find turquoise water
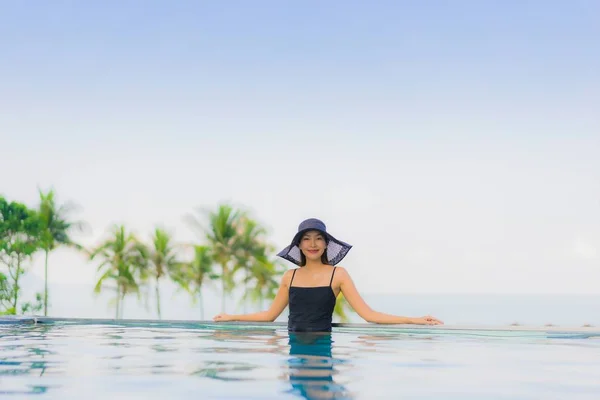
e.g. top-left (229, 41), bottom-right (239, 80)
top-left (1, 320), bottom-right (600, 399)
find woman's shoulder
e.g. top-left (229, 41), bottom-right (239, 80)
top-left (282, 268), bottom-right (297, 278)
top-left (333, 265), bottom-right (350, 278)
top-left (330, 266), bottom-right (350, 289)
top-left (281, 268), bottom-right (298, 286)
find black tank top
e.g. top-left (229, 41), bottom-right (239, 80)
top-left (287, 267), bottom-right (337, 332)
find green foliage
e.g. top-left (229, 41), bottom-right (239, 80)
top-left (333, 293), bottom-right (351, 323)
top-left (175, 245), bottom-right (219, 319)
top-left (182, 245), bottom-right (219, 292)
top-left (88, 225), bottom-right (149, 319)
top-left (239, 255), bottom-right (285, 310)
top-left (185, 203), bottom-right (289, 314)
top-left (0, 272), bottom-right (13, 315)
top-left (20, 292), bottom-right (44, 315)
top-left (1, 190), bottom-right (352, 323)
top-left (0, 197), bottom-right (43, 256)
top-left (38, 189), bottom-right (82, 251)
top-left (37, 188), bottom-right (86, 316)
top-left (148, 227), bottom-right (182, 319)
top-left (0, 197), bottom-right (43, 314)
top-left (186, 203), bottom-right (245, 312)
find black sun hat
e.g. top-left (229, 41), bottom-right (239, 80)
top-left (276, 218), bottom-right (352, 266)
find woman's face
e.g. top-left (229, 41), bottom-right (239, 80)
top-left (299, 230), bottom-right (327, 261)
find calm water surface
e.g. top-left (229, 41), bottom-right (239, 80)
top-left (1, 321), bottom-right (599, 399)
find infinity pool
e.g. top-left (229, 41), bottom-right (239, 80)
top-left (1, 318), bottom-right (599, 399)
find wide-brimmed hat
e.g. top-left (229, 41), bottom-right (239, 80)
top-left (277, 218), bottom-right (352, 266)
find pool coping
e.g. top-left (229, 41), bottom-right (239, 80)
top-left (1, 316), bottom-right (599, 333)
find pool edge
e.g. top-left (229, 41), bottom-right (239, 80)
top-left (1, 316), bottom-right (599, 334)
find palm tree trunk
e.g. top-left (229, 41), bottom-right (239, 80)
top-left (119, 292), bottom-right (125, 319)
top-left (44, 250), bottom-right (49, 316)
top-left (155, 278), bottom-right (161, 320)
top-left (199, 291), bottom-right (204, 320)
top-left (221, 279), bottom-right (225, 313)
top-left (115, 286), bottom-right (121, 319)
top-left (243, 267), bottom-right (249, 313)
top-left (12, 255), bottom-right (22, 312)
top-left (221, 263), bottom-right (227, 313)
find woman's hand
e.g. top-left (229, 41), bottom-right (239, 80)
top-left (412, 315), bottom-right (444, 325)
top-left (213, 313), bottom-right (235, 322)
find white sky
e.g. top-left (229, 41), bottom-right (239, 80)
top-left (1, 1), bottom-right (599, 319)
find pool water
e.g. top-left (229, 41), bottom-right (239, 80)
top-left (1, 319), bottom-right (599, 399)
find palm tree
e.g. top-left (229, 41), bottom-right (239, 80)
top-left (0, 198), bottom-right (43, 314)
top-left (88, 225), bottom-right (149, 319)
top-left (177, 245), bottom-right (219, 320)
top-left (186, 203), bottom-right (244, 313)
top-left (233, 216), bottom-right (268, 312)
top-left (239, 255), bottom-right (284, 311)
top-left (37, 188), bottom-right (86, 316)
top-left (148, 227), bottom-right (180, 319)
top-left (333, 293), bottom-right (353, 323)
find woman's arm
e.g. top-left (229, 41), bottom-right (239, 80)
top-left (212, 269), bottom-right (293, 323)
top-left (337, 267), bottom-right (443, 325)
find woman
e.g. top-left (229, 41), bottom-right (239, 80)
top-left (213, 218), bottom-right (443, 331)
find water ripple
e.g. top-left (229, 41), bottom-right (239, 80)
top-left (0, 323), bottom-right (599, 399)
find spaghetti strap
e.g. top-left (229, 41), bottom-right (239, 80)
top-left (329, 267), bottom-right (337, 287)
top-left (290, 269), bottom-right (297, 287)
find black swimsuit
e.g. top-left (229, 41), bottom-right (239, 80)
top-left (287, 267), bottom-right (337, 332)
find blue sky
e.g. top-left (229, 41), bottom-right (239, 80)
top-left (1, 1), bottom-right (599, 320)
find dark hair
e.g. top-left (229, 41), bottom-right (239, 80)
top-left (299, 251), bottom-right (330, 267)
top-left (297, 230), bottom-right (330, 267)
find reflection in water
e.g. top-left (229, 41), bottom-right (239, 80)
top-left (0, 324), bottom-right (53, 395)
top-left (285, 332), bottom-right (352, 399)
top-left (190, 328), bottom-right (283, 380)
top-left (0, 385), bottom-right (49, 396)
top-left (2, 322), bottom-right (600, 398)
top-left (191, 360), bottom-right (256, 381)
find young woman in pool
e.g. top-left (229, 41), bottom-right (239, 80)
top-left (213, 218), bottom-right (443, 331)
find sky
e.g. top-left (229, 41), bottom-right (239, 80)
top-left (1, 1), bottom-right (599, 320)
